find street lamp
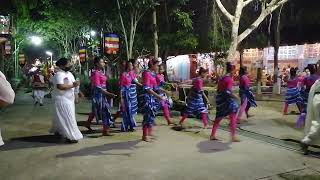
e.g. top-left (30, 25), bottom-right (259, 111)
top-left (46, 51), bottom-right (53, 65)
top-left (30, 36), bottom-right (43, 46)
top-left (90, 30), bottom-right (96, 37)
top-left (13, 35), bottom-right (43, 78)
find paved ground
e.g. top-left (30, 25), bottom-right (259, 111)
top-left (1, 92), bottom-right (320, 180)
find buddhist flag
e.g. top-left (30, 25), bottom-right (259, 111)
top-left (79, 47), bottom-right (86, 64)
top-left (104, 33), bottom-right (120, 55)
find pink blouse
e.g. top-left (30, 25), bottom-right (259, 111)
top-left (128, 70), bottom-right (137, 80)
top-left (303, 74), bottom-right (319, 90)
top-left (156, 74), bottom-right (165, 87)
top-left (192, 77), bottom-right (203, 91)
top-left (142, 70), bottom-right (157, 89)
top-left (120, 72), bottom-right (133, 87)
top-left (91, 70), bottom-right (107, 87)
top-left (218, 75), bottom-right (233, 92)
top-left (239, 75), bottom-right (250, 88)
top-left (287, 78), bottom-right (299, 88)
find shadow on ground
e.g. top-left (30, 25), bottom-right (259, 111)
top-left (0, 135), bottom-right (66, 151)
top-left (197, 140), bottom-right (231, 153)
top-left (56, 140), bottom-right (141, 158)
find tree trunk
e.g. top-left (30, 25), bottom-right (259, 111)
top-left (162, 0), bottom-right (170, 80)
top-left (239, 48), bottom-right (244, 68)
top-left (272, 5), bottom-right (283, 95)
top-left (226, 0), bottom-right (242, 62)
top-left (116, 0), bottom-right (130, 60)
top-left (153, 7), bottom-right (159, 60)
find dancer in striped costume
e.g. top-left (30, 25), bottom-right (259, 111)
top-left (237, 66), bottom-right (257, 123)
top-left (210, 62), bottom-right (240, 142)
top-left (155, 64), bottom-right (175, 125)
top-left (296, 65), bottom-right (319, 128)
top-left (283, 68), bottom-right (303, 115)
top-left (119, 61), bottom-right (140, 132)
top-left (141, 59), bottom-right (165, 142)
top-left (112, 59), bottom-right (141, 125)
top-left (85, 57), bottom-right (117, 136)
top-left (179, 67), bottom-right (209, 129)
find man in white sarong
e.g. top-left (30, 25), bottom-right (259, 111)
top-left (301, 79), bottom-right (320, 154)
top-left (50, 58), bottom-right (83, 143)
top-left (0, 71), bottom-right (15, 146)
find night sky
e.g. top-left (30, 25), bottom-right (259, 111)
top-left (1, 0), bottom-right (320, 48)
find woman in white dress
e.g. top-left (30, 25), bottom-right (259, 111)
top-left (0, 71), bottom-right (15, 146)
top-left (50, 58), bottom-right (83, 143)
top-left (301, 79), bottom-right (320, 154)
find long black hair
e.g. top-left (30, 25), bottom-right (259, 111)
top-left (307, 64), bottom-right (316, 75)
top-left (198, 67), bottom-right (208, 76)
top-left (55, 58), bottom-right (69, 67)
top-left (239, 66), bottom-right (247, 76)
top-left (93, 56), bottom-right (102, 66)
top-left (226, 62), bottom-right (233, 73)
top-left (290, 67), bottom-right (297, 78)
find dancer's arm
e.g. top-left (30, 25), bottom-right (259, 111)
top-left (57, 81), bottom-right (79, 90)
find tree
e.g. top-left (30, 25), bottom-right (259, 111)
top-left (116, 0), bottom-right (155, 60)
top-left (215, 0), bottom-right (290, 61)
top-left (35, 1), bottom-right (88, 57)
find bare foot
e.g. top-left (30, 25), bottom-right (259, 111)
top-left (102, 131), bottom-right (113, 136)
top-left (142, 136), bottom-right (152, 142)
top-left (231, 136), bottom-right (241, 142)
top-left (210, 135), bottom-right (220, 141)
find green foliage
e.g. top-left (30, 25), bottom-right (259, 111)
top-left (172, 10), bottom-right (193, 30)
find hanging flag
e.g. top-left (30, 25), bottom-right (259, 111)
top-left (79, 46), bottom-right (86, 64)
top-left (104, 33), bottom-right (120, 55)
top-left (19, 54), bottom-right (26, 67)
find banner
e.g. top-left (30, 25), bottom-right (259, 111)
top-left (104, 33), bottom-right (120, 55)
top-left (19, 54), bottom-right (26, 67)
top-left (79, 47), bottom-right (86, 63)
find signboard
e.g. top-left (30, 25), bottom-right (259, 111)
top-left (79, 47), bottom-right (86, 64)
top-left (104, 33), bottom-right (120, 55)
top-left (0, 15), bottom-right (10, 35)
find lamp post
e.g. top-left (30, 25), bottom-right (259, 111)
top-left (13, 35), bottom-right (43, 78)
top-left (46, 51), bottom-right (53, 65)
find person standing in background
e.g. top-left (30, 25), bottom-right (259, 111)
top-left (0, 71), bottom-right (15, 146)
top-left (32, 69), bottom-right (47, 106)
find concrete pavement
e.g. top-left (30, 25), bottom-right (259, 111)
top-left (0, 93), bottom-right (320, 180)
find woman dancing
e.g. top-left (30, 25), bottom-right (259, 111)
top-left (85, 57), bottom-right (117, 136)
top-left (210, 62), bottom-right (240, 142)
top-left (296, 65), bottom-right (319, 128)
top-left (155, 64), bottom-right (175, 125)
top-left (141, 59), bottom-right (165, 142)
top-left (283, 68), bottom-right (303, 115)
top-left (119, 61), bottom-right (140, 132)
top-left (237, 66), bottom-right (257, 122)
top-left (179, 67), bottom-right (209, 129)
